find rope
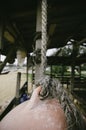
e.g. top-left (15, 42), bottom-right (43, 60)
top-left (35, 1), bottom-right (86, 129)
top-left (41, 0), bottom-right (47, 77)
top-left (36, 76), bottom-right (85, 130)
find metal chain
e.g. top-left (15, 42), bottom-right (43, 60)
top-left (41, 0), bottom-right (47, 77)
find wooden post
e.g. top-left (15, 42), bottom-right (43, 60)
top-left (26, 53), bottom-right (29, 93)
top-left (15, 72), bottom-right (21, 105)
top-left (0, 18), bottom-right (3, 51)
top-left (79, 65), bottom-right (81, 78)
top-left (50, 65), bottom-right (52, 78)
top-left (70, 42), bottom-right (77, 91)
top-left (0, 17), bottom-right (3, 61)
top-left (61, 65), bottom-right (64, 87)
top-left (70, 63), bottom-right (75, 92)
top-left (35, 0), bottom-right (42, 85)
top-left (32, 65), bottom-right (34, 84)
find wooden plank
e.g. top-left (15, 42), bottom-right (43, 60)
top-left (47, 56), bottom-right (86, 65)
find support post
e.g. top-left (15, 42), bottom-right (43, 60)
top-left (26, 52), bottom-right (29, 93)
top-left (0, 17), bottom-right (3, 60)
top-left (0, 18), bottom-right (3, 50)
top-left (79, 65), bottom-right (81, 78)
top-left (15, 72), bottom-right (21, 105)
top-left (70, 42), bottom-right (77, 91)
top-left (50, 65), bottom-right (52, 78)
top-left (61, 65), bottom-right (64, 87)
top-left (70, 63), bottom-right (75, 92)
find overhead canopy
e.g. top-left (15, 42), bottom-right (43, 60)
top-left (0, 0), bottom-right (86, 59)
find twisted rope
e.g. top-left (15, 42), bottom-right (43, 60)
top-left (35, 1), bottom-right (86, 129)
top-left (41, 0), bottom-right (47, 77)
top-left (36, 76), bottom-right (86, 130)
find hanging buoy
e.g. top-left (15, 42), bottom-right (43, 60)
top-left (0, 87), bottom-right (67, 130)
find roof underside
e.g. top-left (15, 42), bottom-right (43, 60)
top-left (0, 0), bottom-right (86, 59)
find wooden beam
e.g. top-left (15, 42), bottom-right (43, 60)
top-left (10, 11), bottom-right (35, 19)
top-left (4, 31), bottom-right (15, 43)
top-left (47, 56), bottom-right (86, 66)
top-left (12, 23), bottom-right (25, 48)
top-left (6, 25), bottom-right (17, 39)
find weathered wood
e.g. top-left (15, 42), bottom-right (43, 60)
top-left (15, 72), bottom-right (21, 105)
